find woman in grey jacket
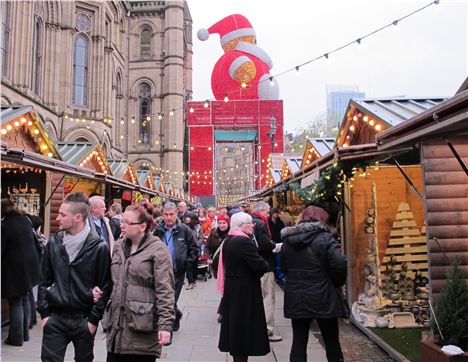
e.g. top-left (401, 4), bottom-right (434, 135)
top-left (281, 206), bottom-right (347, 362)
top-left (100, 202), bottom-right (175, 362)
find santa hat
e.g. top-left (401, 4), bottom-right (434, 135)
top-left (217, 213), bottom-right (230, 225)
top-left (197, 14), bottom-right (256, 46)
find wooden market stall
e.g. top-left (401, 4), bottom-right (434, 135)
top-left (56, 142), bottom-right (112, 195)
top-left (300, 137), bottom-right (335, 169)
top-left (1, 105), bottom-right (61, 236)
top-left (375, 87), bottom-right (468, 300)
top-left (332, 97), bottom-right (451, 341)
top-left (107, 159), bottom-right (138, 209)
top-left (265, 153), bottom-right (285, 187)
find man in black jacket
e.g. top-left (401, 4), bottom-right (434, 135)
top-left (252, 201), bottom-right (282, 342)
top-left (37, 192), bottom-right (111, 362)
top-left (153, 202), bottom-right (198, 331)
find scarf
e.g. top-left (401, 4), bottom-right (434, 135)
top-left (62, 223), bottom-right (91, 263)
top-left (252, 211), bottom-right (272, 238)
top-left (216, 229), bottom-right (250, 295)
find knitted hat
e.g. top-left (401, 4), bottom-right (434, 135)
top-left (197, 14), bottom-right (256, 46)
top-left (217, 213), bottom-right (230, 225)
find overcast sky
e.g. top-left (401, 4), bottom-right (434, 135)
top-left (188, 0), bottom-right (467, 134)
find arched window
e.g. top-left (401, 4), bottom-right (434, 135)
top-left (32, 19), bottom-right (42, 95)
top-left (0, 1), bottom-right (10, 77)
top-left (140, 29), bottom-right (151, 57)
top-left (73, 35), bottom-right (89, 106)
top-left (139, 83), bottom-right (151, 144)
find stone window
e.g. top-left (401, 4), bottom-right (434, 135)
top-left (140, 29), bottom-right (151, 57)
top-left (73, 34), bottom-right (89, 106)
top-left (1, 1), bottom-right (10, 77)
top-left (139, 83), bottom-right (151, 144)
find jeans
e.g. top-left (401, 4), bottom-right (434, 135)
top-left (41, 314), bottom-right (95, 362)
top-left (290, 318), bottom-right (343, 362)
top-left (6, 292), bottom-right (31, 345)
top-left (28, 287), bottom-right (37, 328)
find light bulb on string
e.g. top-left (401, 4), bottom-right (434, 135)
top-left (189, 107), bottom-right (194, 113)
top-left (392, 20), bottom-right (399, 30)
top-left (295, 66), bottom-right (300, 76)
top-left (204, 101), bottom-right (209, 108)
top-left (223, 94), bottom-right (229, 103)
top-left (131, 117), bottom-right (135, 124)
top-left (169, 110), bottom-right (174, 116)
top-left (269, 77), bottom-right (275, 87)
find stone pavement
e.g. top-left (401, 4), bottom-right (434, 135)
top-left (1, 278), bottom-right (328, 362)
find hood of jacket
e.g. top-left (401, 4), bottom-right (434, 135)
top-left (281, 221), bottom-right (328, 249)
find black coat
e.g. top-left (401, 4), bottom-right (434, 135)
top-left (251, 213), bottom-right (276, 271)
top-left (109, 217), bottom-right (121, 240)
top-left (268, 216), bottom-right (285, 244)
top-left (218, 234), bottom-right (270, 356)
top-left (37, 229), bottom-right (112, 326)
top-left (153, 221), bottom-right (198, 275)
top-left (281, 221), bottom-right (347, 319)
top-left (1, 212), bottom-right (41, 298)
top-left (205, 227), bottom-right (229, 276)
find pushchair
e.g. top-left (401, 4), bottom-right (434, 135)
top-left (197, 243), bottom-right (212, 281)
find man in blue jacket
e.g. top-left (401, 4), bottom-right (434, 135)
top-left (37, 192), bottom-right (111, 362)
top-left (153, 202), bottom-right (198, 332)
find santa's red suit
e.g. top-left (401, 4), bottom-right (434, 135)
top-left (211, 41), bottom-right (279, 100)
top-left (197, 14), bottom-right (279, 101)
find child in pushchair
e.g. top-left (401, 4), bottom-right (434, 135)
top-left (197, 243), bottom-right (212, 281)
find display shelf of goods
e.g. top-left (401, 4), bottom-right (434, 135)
top-left (9, 193), bottom-right (40, 216)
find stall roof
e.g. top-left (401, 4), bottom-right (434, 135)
top-left (2, 145), bottom-right (97, 181)
top-left (307, 137), bottom-right (335, 156)
top-left (57, 142), bottom-right (97, 164)
top-left (1, 105), bottom-right (33, 124)
top-left (351, 97), bottom-right (447, 127)
top-left (1, 145), bottom-right (191, 202)
top-left (336, 97), bottom-right (448, 148)
top-left (301, 137), bottom-right (335, 169)
top-left (57, 142), bottom-right (112, 174)
top-left (271, 168), bottom-right (282, 183)
top-left (376, 89), bottom-right (468, 150)
top-left (137, 169), bottom-right (154, 188)
top-left (1, 106), bottom-right (62, 159)
top-left (108, 159), bottom-right (131, 178)
top-left (284, 155), bottom-right (302, 174)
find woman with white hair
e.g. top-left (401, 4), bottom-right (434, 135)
top-left (218, 212), bottom-right (270, 362)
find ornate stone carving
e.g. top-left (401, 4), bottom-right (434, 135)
top-left (76, 13), bottom-right (91, 32)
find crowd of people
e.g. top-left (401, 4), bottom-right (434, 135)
top-left (1, 193), bottom-right (348, 362)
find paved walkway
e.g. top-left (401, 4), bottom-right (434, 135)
top-left (1, 278), bottom-right (327, 361)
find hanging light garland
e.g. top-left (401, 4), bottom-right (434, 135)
top-left (179, 1), bottom-right (440, 115)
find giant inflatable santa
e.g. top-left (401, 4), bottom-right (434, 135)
top-left (197, 14), bottom-right (279, 101)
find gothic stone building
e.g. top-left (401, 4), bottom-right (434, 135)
top-left (1, 0), bottom-right (192, 188)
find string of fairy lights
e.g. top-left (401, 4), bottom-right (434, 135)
top-left (186, 0), bottom-right (441, 112)
top-left (58, 0), bottom-right (441, 138)
top-left (3, 1), bottom-right (442, 194)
